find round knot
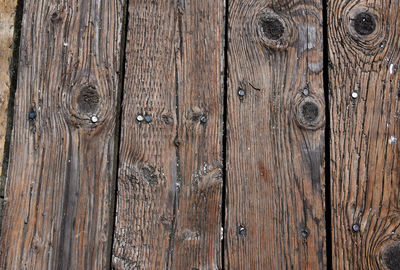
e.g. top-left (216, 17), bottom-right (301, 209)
top-left (255, 9), bottom-right (296, 49)
top-left (353, 12), bottom-right (376, 35)
top-left (293, 93), bottom-right (325, 130)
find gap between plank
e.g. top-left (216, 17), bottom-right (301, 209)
top-left (0, 0), bottom-right (25, 231)
top-left (322, 0), bottom-right (333, 269)
top-left (109, 0), bottom-right (130, 267)
top-left (221, 0), bottom-right (229, 268)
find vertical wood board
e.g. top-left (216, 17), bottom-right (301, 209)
top-left (0, 0), bottom-right (123, 268)
top-left (226, 0), bottom-right (326, 268)
top-left (112, 0), bottom-right (224, 269)
top-left (329, 0), bottom-right (400, 269)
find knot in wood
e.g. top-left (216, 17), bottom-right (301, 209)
top-left (259, 17), bottom-right (285, 40)
top-left (77, 85), bottom-right (100, 114)
top-left (382, 243), bottom-right (400, 270)
top-left (353, 12), bottom-right (376, 35)
top-left (255, 9), bottom-right (295, 49)
top-left (295, 96), bottom-right (324, 130)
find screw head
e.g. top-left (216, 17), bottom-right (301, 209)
top-left (352, 223), bottom-right (360, 232)
top-left (238, 225), bottom-right (246, 236)
top-left (200, 116), bottom-right (207, 123)
top-left (28, 111), bottom-right (37, 120)
top-left (303, 88), bottom-right (309, 95)
top-left (238, 89), bottom-right (245, 97)
top-left (351, 92), bottom-right (359, 99)
top-left (144, 115), bottom-right (152, 123)
top-left (136, 115), bottom-right (144, 122)
top-left (389, 136), bottom-right (398, 145)
top-left (91, 115), bottom-right (98, 123)
top-left (301, 230), bottom-right (309, 238)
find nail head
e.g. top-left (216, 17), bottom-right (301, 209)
top-left (200, 116), bottom-right (207, 123)
top-left (137, 115), bottom-right (144, 122)
top-left (144, 115), bottom-right (152, 123)
top-left (238, 89), bottom-right (245, 97)
top-left (351, 92), bottom-right (358, 99)
top-left (352, 223), bottom-right (360, 232)
top-left (91, 115), bottom-right (98, 123)
top-left (29, 112), bottom-right (37, 120)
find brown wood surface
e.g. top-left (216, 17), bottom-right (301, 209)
top-left (112, 0), bottom-right (224, 269)
top-left (329, 0), bottom-right (400, 269)
top-left (0, 0), bottom-right (123, 268)
top-left (225, 0), bottom-right (326, 269)
top-left (0, 0), bottom-right (17, 175)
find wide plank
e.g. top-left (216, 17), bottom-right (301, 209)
top-left (112, 0), bottom-right (224, 269)
top-left (0, 0), bottom-right (123, 268)
top-left (329, 0), bottom-right (400, 269)
top-left (226, 0), bottom-right (326, 269)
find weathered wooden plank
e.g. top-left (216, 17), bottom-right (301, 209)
top-left (0, 0), bottom-right (123, 268)
top-left (0, 0), bottom-right (17, 175)
top-left (112, 0), bottom-right (224, 269)
top-left (225, 1), bottom-right (326, 269)
top-left (329, 0), bottom-right (400, 269)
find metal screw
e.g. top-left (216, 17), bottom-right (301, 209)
top-left (144, 115), bottom-right (152, 123)
top-left (28, 111), bottom-right (37, 120)
top-left (91, 115), bottom-right (98, 123)
top-left (303, 88), bottom-right (309, 96)
top-left (136, 115), bottom-right (144, 122)
top-left (238, 225), bottom-right (246, 236)
top-left (200, 115), bottom-right (207, 123)
top-left (301, 230), bottom-right (309, 239)
top-left (389, 136), bottom-right (398, 145)
top-left (351, 92), bottom-right (358, 99)
top-left (352, 223), bottom-right (360, 232)
top-left (238, 89), bottom-right (245, 97)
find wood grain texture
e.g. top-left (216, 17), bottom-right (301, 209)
top-left (0, 0), bottom-right (17, 174)
top-left (0, 0), bottom-right (123, 268)
top-left (225, 0), bottom-right (326, 269)
top-left (328, 0), bottom-right (400, 269)
top-left (112, 0), bottom-right (224, 269)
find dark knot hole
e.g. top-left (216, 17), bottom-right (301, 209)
top-left (259, 17), bottom-right (285, 40)
top-left (77, 86), bottom-right (100, 114)
top-left (353, 12), bottom-right (376, 35)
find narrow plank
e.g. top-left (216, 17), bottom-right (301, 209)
top-left (0, 0), bottom-right (123, 268)
top-left (112, 0), bottom-right (224, 269)
top-left (329, 0), bottom-right (400, 269)
top-left (0, 0), bottom-right (17, 175)
top-left (226, 0), bottom-right (326, 269)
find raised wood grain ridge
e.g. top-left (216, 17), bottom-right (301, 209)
top-left (112, 0), bottom-right (224, 269)
top-left (226, 0), bottom-right (326, 269)
top-left (0, 0), bottom-right (17, 176)
top-left (0, 0), bottom-right (123, 268)
top-left (329, 0), bottom-right (400, 269)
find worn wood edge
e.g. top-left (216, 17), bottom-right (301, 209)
top-left (0, 0), bottom-right (22, 230)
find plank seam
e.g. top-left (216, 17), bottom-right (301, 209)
top-left (322, 0), bottom-right (333, 268)
top-left (109, 0), bottom-right (130, 268)
top-left (222, 0), bottom-right (229, 269)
